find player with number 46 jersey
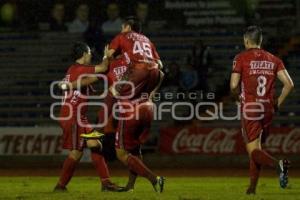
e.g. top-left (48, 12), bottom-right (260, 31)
top-left (230, 26), bottom-right (294, 195)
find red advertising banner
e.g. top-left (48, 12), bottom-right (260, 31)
top-left (159, 126), bottom-right (300, 154)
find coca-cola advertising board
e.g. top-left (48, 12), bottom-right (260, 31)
top-left (159, 126), bottom-right (300, 154)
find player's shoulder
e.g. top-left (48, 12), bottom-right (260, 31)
top-left (68, 63), bottom-right (93, 72)
top-left (261, 49), bottom-right (282, 62)
top-left (115, 32), bottom-right (127, 38)
top-left (234, 50), bottom-right (249, 61)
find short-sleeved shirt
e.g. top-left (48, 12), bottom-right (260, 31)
top-left (232, 48), bottom-right (285, 111)
top-left (109, 31), bottom-right (160, 63)
top-left (107, 56), bottom-right (128, 86)
top-left (60, 63), bottom-right (95, 121)
top-left (109, 31), bottom-right (160, 100)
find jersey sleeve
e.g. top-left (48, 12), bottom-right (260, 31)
top-left (109, 34), bottom-right (122, 51)
top-left (232, 55), bottom-right (243, 74)
top-left (276, 58), bottom-right (286, 73)
top-left (77, 65), bottom-right (95, 74)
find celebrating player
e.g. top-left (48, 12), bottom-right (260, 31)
top-left (54, 42), bottom-right (123, 192)
top-left (106, 16), bottom-right (165, 192)
top-left (230, 26), bottom-right (294, 194)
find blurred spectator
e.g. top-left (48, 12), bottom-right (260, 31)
top-left (135, 1), bottom-right (148, 30)
top-left (191, 40), bottom-right (211, 91)
top-left (49, 2), bottom-right (67, 31)
top-left (68, 3), bottom-right (89, 33)
top-left (101, 3), bottom-right (122, 35)
top-left (163, 62), bottom-right (180, 87)
top-left (0, 2), bottom-right (18, 31)
top-left (179, 63), bottom-right (199, 92)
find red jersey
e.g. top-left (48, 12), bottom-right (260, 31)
top-left (109, 31), bottom-right (161, 100)
top-left (109, 31), bottom-right (160, 63)
top-left (107, 56), bottom-right (128, 86)
top-left (60, 64), bottom-right (95, 121)
top-left (232, 48), bottom-right (285, 111)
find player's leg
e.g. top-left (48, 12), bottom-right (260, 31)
top-left (54, 122), bottom-right (83, 191)
top-left (86, 139), bottom-right (124, 192)
top-left (116, 148), bottom-right (157, 184)
top-left (124, 146), bottom-right (142, 191)
top-left (55, 150), bottom-right (83, 191)
top-left (97, 92), bottom-right (115, 133)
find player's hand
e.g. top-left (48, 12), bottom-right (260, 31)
top-left (103, 45), bottom-right (109, 60)
top-left (58, 81), bottom-right (71, 90)
top-left (109, 86), bottom-right (119, 97)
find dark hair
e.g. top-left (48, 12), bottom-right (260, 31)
top-left (123, 16), bottom-right (142, 33)
top-left (244, 25), bottom-right (263, 45)
top-left (71, 42), bottom-right (89, 61)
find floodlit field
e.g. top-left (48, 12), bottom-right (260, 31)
top-left (0, 177), bottom-right (299, 200)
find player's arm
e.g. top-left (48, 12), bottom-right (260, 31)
top-left (157, 59), bottom-right (163, 70)
top-left (230, 73), bottom-right (241, 97)
top-left (277, 69), bottom-right (294, 108)
top-left (149, 70), bottom-right (165, 100)
top-left (95, 45), bottom-right (110, 73)
top-left (107, 34), bottom-right (121, 58)
top-left (151, 42), bottom-right (163, 69)
top-left (59, 76), bottom-right (99, 90)
top-left (230, 56), bottom-right (242, 100)
top-left (60, 46), bottom-right (110, 90)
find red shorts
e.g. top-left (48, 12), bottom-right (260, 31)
top-left (59, 117), bottom-right (93, 150)
top-left (98, 92), bottom-right (116, 126)
top-left (115, 101), bottom-right (153, 151)
top-left (241, 111), bottom-right (273, 143)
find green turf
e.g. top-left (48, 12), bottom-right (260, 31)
top-left (0, 177), bottom-right (299, 200)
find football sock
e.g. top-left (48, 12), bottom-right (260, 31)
top-left (127, 154), bottom-right (157, 184)
top-left (249, 157), bottom-right (261, 189)
top-left (90, 148), bottom-right (110, 184)
top-left (126, 170), bottom-right (138, 189)
top-left (58, 156), bottom-right (78, 187)
top-left (251, 149), bottom-right (277, 168)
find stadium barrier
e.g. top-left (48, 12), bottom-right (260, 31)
top-left (160, 126), bottom-right (300, 155)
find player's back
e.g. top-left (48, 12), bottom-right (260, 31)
top-left (107, 56), bottom-right (128, 86)
top-left (60, 64), bottom-right (95, 119)
top-left (111, 31), bottom-right (160, 63)
top-left (234, 48), bottom-right (285, 111)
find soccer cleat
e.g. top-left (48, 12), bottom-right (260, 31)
top-left (153, 176), bottom-right (165, 193)
top-left (80, 130), bottom-right (104, 139)
top-left (53, 184), bottom-right (68, 192)
top-left (101, 182), bottom-right (126, 192)
top-left (246, 186), bottom-right (256, 195)
top-left (278, 159), bottom-right (290, 188)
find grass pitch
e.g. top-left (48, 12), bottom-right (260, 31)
top-left (0, 177), bottom-right (299, 200)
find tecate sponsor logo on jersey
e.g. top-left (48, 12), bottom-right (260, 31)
top-left (172, 128), bottom-right (238, 153)
top-left (266, 128), bottom-right (300, 153)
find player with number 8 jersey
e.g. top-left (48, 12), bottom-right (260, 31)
top-left (230, 26), bottom-right (294, 194)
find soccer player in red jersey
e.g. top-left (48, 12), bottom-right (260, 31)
top-left (230, 26), bottom-right (294, 194)
top-left (106, 17), bottom-right (165, 192)
top-left (54, 42), bottom-right (123, 192)
top-left (114, 69), bottom-right (164, 192)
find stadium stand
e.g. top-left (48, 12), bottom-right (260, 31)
top-left (0, 0), bottom-right (299, 138)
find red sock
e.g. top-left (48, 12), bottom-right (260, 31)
top-left (58, 157), bottom-right (78, 187)
top-left (251, 149), bottom-right (277, 167)
top-left (90, 148), bottom-right (110, 184)
top-left (127, 154), bottom-right (157, 184)
top-left (249, 158), bottom-right (261, 189)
